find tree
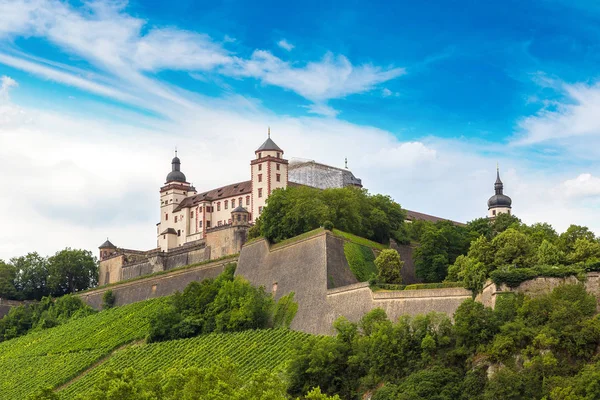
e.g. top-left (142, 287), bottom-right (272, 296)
top-left (0, 260), bottom-right (17, 299)
top-left (558, 225), bottom-right (596, 254)
top-left (102, 290), bottom-right (116, 310)
top-left (448, 255), bottom-right (488, 292)
top-left (490, 228), bottom-right (535, 268)
top-left (567, 238), bottom-right (600, 264)
top-left (536, 239), bottom-right (565, 265)
top-left (47, 248), bottom-right (98, 295)
top-left (11, 252), bottom-right (50, 300)
top-left (375, 249), bottom-right (403, 284)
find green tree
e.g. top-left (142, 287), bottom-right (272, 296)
top-left (558, 225), bottom-right (596, 254)
top-left (490, 228), bottom-right (535, 268)
top-left (11, 252), bottom-right (49, 300)
top-left (448, 255), bottom-right (488, 292)
top-left (47, 248), bottom-right (98, 295)
top-left (0, 260), bottom-right (17, 299)
top-left (375, 249), bottom-right (403, 284)
top-left (536, 239), bottom-right (565, 265)
top-left (567, 238), bottom-right (600, 264)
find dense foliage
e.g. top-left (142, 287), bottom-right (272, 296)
top-left (254, 186), bottom-right (406, 245)
top-left (287, 284), bottom-right (600, 400)
top-left (0, 294), bottom-right (95, 342)
top-left (374, 248), bottom-right (403, 284)
top-left (147, 264), bottom-right (298, 342)
top-left (0, 249), bottom-right (98, 300)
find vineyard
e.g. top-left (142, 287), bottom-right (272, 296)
top-left (0, 298), bottom-right (168, 400)
top-left (0, 297), bottom-right (319, 399)
top-left (59, 329), bottom-right (317, 398)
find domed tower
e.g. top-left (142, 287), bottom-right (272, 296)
top-left (250, 128), bottom-right (288, 221)
top-left (158, 151), bottom-right (196, 251)
top-left (488, 166), bottom-right (512, 218)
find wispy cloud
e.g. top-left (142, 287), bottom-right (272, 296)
top-left (277, 39), bottom-right (294, 51)
top-left (0, 75), bottom-right (17, 99)
top-left (562, 173), bottom-right (600, 198)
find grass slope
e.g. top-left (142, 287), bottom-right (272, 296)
top-left (343, 242), bottom-right (378, 282)
top-left (59, 329), bottom-right (316, 398)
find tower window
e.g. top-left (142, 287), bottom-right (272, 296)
top-left (175, 216), bottom-right (178, 223)
top-left (277, 153), bottom-right (280, 158)
top-left (225, 200), bottom-right (228, 210)
top-left (276, 163), bottom-right (280, 171)
top-left (258, 174), bottom-right (262, 183)
top-left (165, 213), bottom-right (168, 220)
top-left (493, 210), bottom-right (496, 216)
top-left (258, 164), bottom-right (262, 171)
top-left (191, 211), bottom-right (194, 218)
top-left (258, 188), bottom-right (263, 198)
top-left (276, 174), bottom-right (281, 182)
top-left (258, 152), bottom-right (262, 159)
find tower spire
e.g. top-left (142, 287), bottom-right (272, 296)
top-left (268, 126), bottom-right (271, 138)
top-left (345, 157), bottom-right (348, 169)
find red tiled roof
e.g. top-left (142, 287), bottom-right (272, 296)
top-left (174, 180), bottom-right (252, 212)
top-left (405, 209), bottom-right (465, 226)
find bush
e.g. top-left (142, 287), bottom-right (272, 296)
top-left (375, 249), bottom-right (403, 284)
top-left (323, 221), bottom-right (334, 231)
top-left (101, 290), bottom-right (115, 310)
top-left (490, 265), bottom-right (585, 287)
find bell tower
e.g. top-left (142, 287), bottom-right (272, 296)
top-left (487, 165), bottom-right (512, 218)
top-left (250, 128), bottom-right (288, 221)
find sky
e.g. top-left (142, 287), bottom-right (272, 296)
top-left (1, 0), bottom-right (600, 259)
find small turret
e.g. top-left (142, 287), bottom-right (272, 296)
top-left (99, 238), bottom-right (117, 260)
top-left (231, 205), bottom-right (250, 226)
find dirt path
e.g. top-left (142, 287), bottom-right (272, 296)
top-left (54, 340), bottom-right (145, 392)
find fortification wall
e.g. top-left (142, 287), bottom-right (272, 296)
top-left (0, 299), bottom-right (28, 318)
top-left (477, 272), bottom-right (600, 309)
top-left (236, 231), bottom-right (472, 335)
top-left (390, 240), bottom-right (420, 284)
top-left (78, 258), bottom-right (236, 309)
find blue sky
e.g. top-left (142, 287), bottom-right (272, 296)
top-left (1, 0), bottom-right (600, 258)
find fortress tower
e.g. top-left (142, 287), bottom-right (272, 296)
top-left (488, 166), bottom-right (512, 218)
top-left (250, 129), bottom-right (288, 221)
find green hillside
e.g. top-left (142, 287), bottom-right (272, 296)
top-left (59, 329), bottom-right (314, 398)
top-left (0, 297), bottom-right (314, 399)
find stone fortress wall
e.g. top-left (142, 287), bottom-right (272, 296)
top-left (64, 229), bottom-right (600, 336)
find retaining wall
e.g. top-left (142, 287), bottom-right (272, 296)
top-left (78, 258), bottom-right (237, 309)
top-left (235, 231), bottom-right (472, 335)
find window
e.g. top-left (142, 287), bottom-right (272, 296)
top-left (177, 230), bottom-right (181, 237)
top-left (199, 207), bottom-right (202, 212)
top-left (199, 221), bottom-right (203, 228)
top-left (276, 174), bottom-right (281, 182)
top-left (218, 221), bottom-right (222, 227)
top-left (231, 199), bottom-right (235, 208)
top-left (225, 200), bottom-right (228, 210)
top-left (239, 197), bottom-right (242, 206)
top-left (259, 206), bottom-right (263, 214)
top-left (258, 164), bottom-right (262, 171)
top-left (165, 213), bottom-right (168, 220)
top-left (175, 216), bottom-right (178, 223)
top-left (276, 163), bottom-right (280, 171)
top-left (217, 202), bottom-right (221, 211)
top-left (237, 214), bottom-right (241, 221)
top-left (258, 152), bottom-right (262, 158)
top-left (493, 210), bottom-right (496, 216)
top-left (258, 174), bottom-right (262, 183)
top-left (246, 196), bottom-right (250, 205)
top-left (191, 211), bottom-right (194, 218)
top-left (207, 221), bottom-right (211, 228)
top-left (277, 152), bottom-right (280, 158)
top-left (258, 188), bottom-right (263, 198)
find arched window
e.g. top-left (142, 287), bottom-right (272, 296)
top-left (231, 199), bottom-right (235, 208)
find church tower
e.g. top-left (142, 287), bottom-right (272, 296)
top-left (250, 129), bottom-right (288, 221)
top-left (157, 152), bottom-right (196, 251)
top-left (487, 166), bottom-right (512, 218)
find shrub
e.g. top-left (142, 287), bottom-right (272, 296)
top-left (375, 249), bottom-right (403, 284)
top-left (101, 290), bottom-right (116, 310)
top-left (323, 221), bottom-right (334, 231)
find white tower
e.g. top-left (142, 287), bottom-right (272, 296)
top-left (250, 129), bottom-right (288, 221)
top-left (488, 166), bottom-right (512, 218)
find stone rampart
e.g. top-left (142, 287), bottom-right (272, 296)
top-left (0, 299), bottom-right (29, 318)
top-left (78, 257), bottom-right (237, 309)
top-left (236, 231), bottom-right (472, 335)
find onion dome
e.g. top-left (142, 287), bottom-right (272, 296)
top-left (166, 152), bottom-right (187, 183)
top-left (488, 167), bottom-right (512, 209)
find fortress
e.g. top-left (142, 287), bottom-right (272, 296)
top-left (89, 131), bottom-right (521, 335)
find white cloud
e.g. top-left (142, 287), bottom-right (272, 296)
top-left (516, 81), bottom-right (600, 146)
top-left (562, 173), bottom-right (600, 198)
top-left (277, 39), bottom-right (294, 51)
top-left (0, 75), bottom-right (17, 99)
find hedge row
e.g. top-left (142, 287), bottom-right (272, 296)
top-left (490, 265), bottom-right (587, 288)
top-left (373, 282), bottom-right (464, 291)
